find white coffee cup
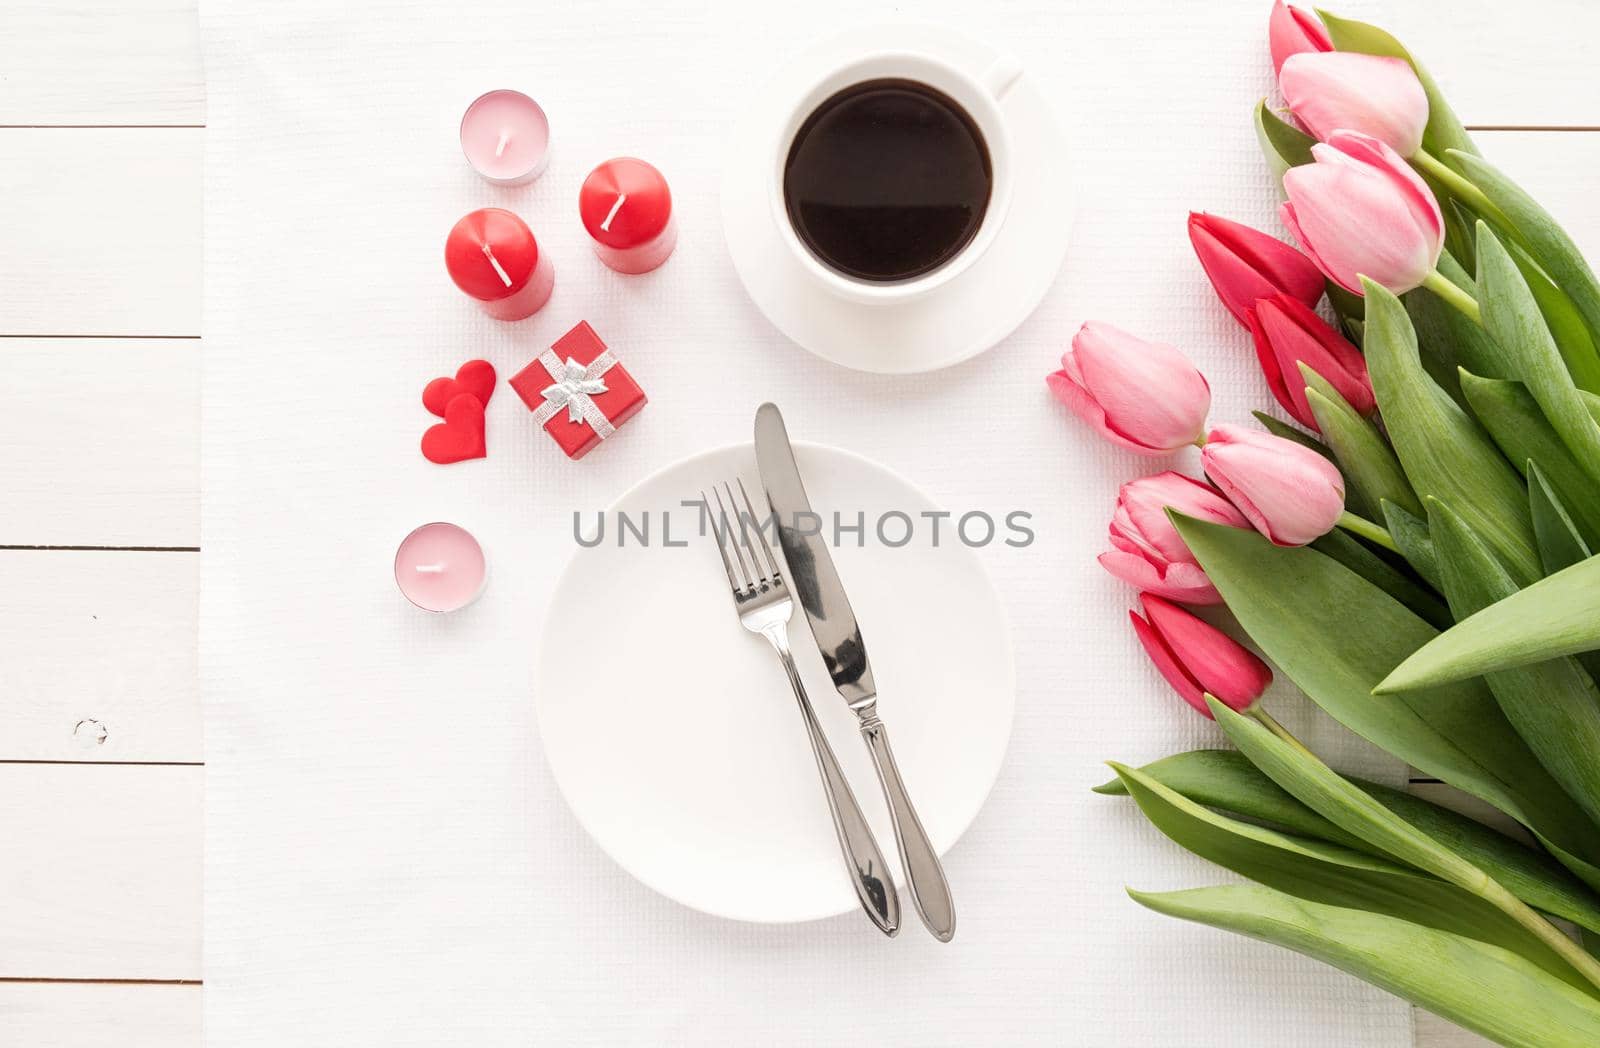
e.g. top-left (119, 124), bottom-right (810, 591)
top-left (770, 50), bottom-right (1022, 306)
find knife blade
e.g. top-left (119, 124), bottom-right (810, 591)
top-left (753, 401), bottom-right (956, 941)
top-left (753, 402), bottom-right (876, 709)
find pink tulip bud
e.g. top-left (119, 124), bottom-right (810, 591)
top-left (1048, 322), bottom-right (1211, 456)
top-left (1130, 593), bottom-right (1273, 717)
top-left (1201, 424), bottom-right (1345, 546)
top-left (1268, 0), bottom-right (1331, 76)
top-left (1247, 293), bottom-right (1375, 430)
top-left (1098, 472), bottom-right (1250, 605)
top-left (1280, 51), bottom-right (1429, 156)
top-left (1281, 130), bottom-right (1444, 296)
top-left (1187, 212), bottom-right (1326, 328)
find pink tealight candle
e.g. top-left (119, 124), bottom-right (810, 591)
top-left (460, 89), bottom-right (550, 185)
top-left (394, 522), bottom-right (487, 612)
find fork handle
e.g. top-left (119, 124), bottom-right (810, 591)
top-left (859, 715), bottom-right (956, 942)
top-left (765, 630), bottom-right (900, 937)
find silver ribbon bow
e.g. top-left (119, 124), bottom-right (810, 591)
top-left (528, 349), bottom-right (618, 439)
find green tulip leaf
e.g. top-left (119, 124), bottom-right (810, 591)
top-left (1458, 371), bottom-right (1600, 550)
top-left (1251, 410), bottom-right (1332, 458)
top-left (1381, 555), bottom-right (1600, 692)
top-left (1175, 517), bottom-right (1594, 857)
top-left (1450, 150), bottom-right (1600, 365)
top-left (1311, 528), bottom-right (1450, 629)
top-left (1428, 498), bottom-right (1600, 831)
top-left (1130, 884), bottom-right (1600, 1047)
top-left (1253, 98), bottom-right (1315, 183)
top-left (1529, 463), bottom-right (1593, 574)
top-left (1477, 224), bottom-right (1600, 482)
top-left (1209, 699), bottom-right (1600, 989)
top-left (1318, 11), bottom-right (1477, 158)
top-left (1110, 762), bottom-right (1586, 986)
top-left (1406, 250), bottom-right (1500, 406)
top-left (1380, 499), bottom-right (1442, 589)
top-left (1438, 197), bottom-right (1478, 274)
top-left (1303, 364), bottom-right (1422, 517)
top-left (1506, 238), bottom-right (1600, 395)
top-left (1362, 279), bottom-right (1539, 582)
top-left (1097, 749), bottom-right (1600, 934)
top-left (1528, 464), bottom-right (1600, 685)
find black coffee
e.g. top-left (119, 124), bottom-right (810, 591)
top-left (783, 78), bottom-right (992, 283)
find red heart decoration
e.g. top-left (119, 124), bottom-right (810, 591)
top-left (420, 393), bottom-right (486, 464)
top-left (422, 359), bottom-right (496, 418)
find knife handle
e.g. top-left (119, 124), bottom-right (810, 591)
top-left (766, 630), bottom-right (900, 937)
top-left (859, 715), bottom-right (956, 942)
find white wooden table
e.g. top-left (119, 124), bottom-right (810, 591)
top-left (2, 2), bottom-right (1594, 1044)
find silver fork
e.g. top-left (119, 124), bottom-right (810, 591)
top-left (707, 478), bottom-right (900, 937)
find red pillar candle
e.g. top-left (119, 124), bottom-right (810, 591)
top-left (444, 208), bottom-right (554, 321)
top-left (579, 158), bottom-right (676, 274)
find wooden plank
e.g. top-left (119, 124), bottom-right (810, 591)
top-left (1473, 131), bottom-right (1600, 257)
top-left (0, 0), bottom-right (203, 126)
top-left (0, 129), bottom-right (200, 336)
top-left (1378, 2), bottom-right (1600, 128)
top-left (0, 1), bottom-right (1595, 129)
top-left (0, 552), bottom-right (199, 763)
top-left (0, 983), bottom-right (200, 1048)
top-left (5, 3), bottom-right (1600, 129)
top-left (0, 765), bottom-right (201, 980)
top-left (0, 340), bottom-right (199, 547)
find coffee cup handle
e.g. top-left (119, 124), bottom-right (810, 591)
top-left (979, 54), bottom-right (1023, 102)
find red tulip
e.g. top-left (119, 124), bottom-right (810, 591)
top-left (1130, 593), bottom-right (1273, 717)
top-left (1247, 293), bottom-right (1375, 430)
top-left (1201, 424), bottom-right (1346, 546)
top-left (1099, 472), bottom-right (1250, 605)
top-left (1188, 213), bottom-right (1325, 328)
top-left (1268, 0), bottom-right (1332, 76)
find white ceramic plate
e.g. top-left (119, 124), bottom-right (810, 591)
top-left (720, 23), bottom-right (1073, 374)
top-left (536, 442), bottom-right (1015, 923)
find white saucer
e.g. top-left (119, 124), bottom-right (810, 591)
top-left (535, 442), bottom-right (1015, 923)
top-left (720, 24), bottom-right (1072, 374)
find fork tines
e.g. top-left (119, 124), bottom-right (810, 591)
top-left (706, 478), bottom-right (782, 597)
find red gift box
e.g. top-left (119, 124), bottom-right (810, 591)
top-left (510, 321), bottom-right (646, 459)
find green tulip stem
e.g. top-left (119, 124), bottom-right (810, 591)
top-left (1411, 148), bottom-right (1517, 233)
top-left (1335, 510), bottom-right (1401, 553)
top-left (1419, 269), bottom-right (1482, 325)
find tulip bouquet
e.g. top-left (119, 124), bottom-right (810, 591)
top-left (1054, 6), bottom-right (1600, 1044)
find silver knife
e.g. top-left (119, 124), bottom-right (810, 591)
top-left (754, 402), bottom-right (956, 942)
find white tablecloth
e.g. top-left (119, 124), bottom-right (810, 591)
top-left (201, 0), bottom-right (1412, 1043)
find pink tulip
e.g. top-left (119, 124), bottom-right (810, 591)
top-left (1098, 472), bottom-right (1250, 605)
top-left (1187, 212), bottom-right (1326, 328)
top-left (1247, 292), bottom-right (1375, 430)
top-left (1281, 130), bottom-right (1444, 295)
top-left (1268, 0), bottom-right (1331, 76)
top-left (1201, 424), bottom-right (1345, 546)
top-left (1280, 51), bottom-right (1429, 156)
top-left (1130, 593), bottom-right (1273, 717)
top-left (1048, 322), bottom-right (1211, 455)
